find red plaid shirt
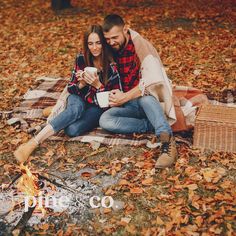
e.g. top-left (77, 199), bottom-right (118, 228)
top-left (67, 53), bottom-right (122, 105)
top-left (114, 32), bottom-right (141, 92)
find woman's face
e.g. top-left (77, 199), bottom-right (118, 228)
top-left (87, 32), bottom-right (102, 58)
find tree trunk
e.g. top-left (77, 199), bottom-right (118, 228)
top-left (51, 0), bottom-right (72, 10)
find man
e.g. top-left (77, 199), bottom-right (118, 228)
top-left (99, 14), bottom-right (178, 169)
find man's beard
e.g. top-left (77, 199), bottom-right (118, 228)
top-left (112, 37), bottom-right (127, 52)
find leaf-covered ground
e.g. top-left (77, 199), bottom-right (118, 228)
top-left (0, 0), bottom-right (235, 235)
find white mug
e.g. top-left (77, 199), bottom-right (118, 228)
top-left (96, 91), bottom-right (110, 108)
top-left (84, 67), bottom-right (97, 76)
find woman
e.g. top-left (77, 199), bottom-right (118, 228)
top-left (14, 25), bottom-right (122, 163)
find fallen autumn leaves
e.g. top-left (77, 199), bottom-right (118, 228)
top-left (0, 0), bottom-right (236, 235)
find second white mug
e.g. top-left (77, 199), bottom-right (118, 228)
top-left (96, 91), bottom-right (110, 108)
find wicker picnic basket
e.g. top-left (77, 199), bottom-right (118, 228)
top-left (193, 104), bottom-right (236, 153)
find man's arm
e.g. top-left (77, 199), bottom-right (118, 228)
top-left (109, 85), bottom-right (142, 107)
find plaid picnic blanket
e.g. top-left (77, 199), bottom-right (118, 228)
top-left (11, 76), bottom-right (234, 147)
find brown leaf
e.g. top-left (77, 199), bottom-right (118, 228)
top-left (130, 187), bottom-right (143, 194)
top-left (111, 169), bottom-right (117, 176)
top-left (121, 217), bottom-right (131, 225)
top-left (105, 188), bottom-right (116, 195)
top-left (119, 179), bottom-right (130, 185)
top-left (186, 184), bottom-right (198, 190)
top-left (103, 208), bottom-right (112, 214)
top-left (126, 225), bottom-right (136, 235)
top-left (220, 180), bottom-right (234, 189)
top-left (141, 177), bottom-right (153, 186)
top-left (201, 167), bottom-right (226, 183)
top-left (195, 216), bottom-right (203, 227)
top-left (40, 223), bottom-right (49, 230)
top-left (81, 172), bottom-right (92, 178)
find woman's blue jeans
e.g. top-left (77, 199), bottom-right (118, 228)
top-left (99, 95), bottom-right (172, 136)
top-left (50, 94), bottom-right (103, 137)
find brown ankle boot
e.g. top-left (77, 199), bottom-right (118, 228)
top-left (14, 138), bottom-right (38, 163)
top-left (42, 106), bottom-right (53, 117)
top-left (155, 132), bottom-right (177, 169)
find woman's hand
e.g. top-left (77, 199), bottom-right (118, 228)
top-left (76, 70), bottom-right (87, 88)
top-left (75, 70), bottom-right (85, 81)
top-left (83, 72), bottom-right (102, 89)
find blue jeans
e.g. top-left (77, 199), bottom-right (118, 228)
top-left (50, 94), bottom-right (103, 137)
top-left (99, 95), bottom-right (172, 136)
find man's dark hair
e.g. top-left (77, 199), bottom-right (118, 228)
top-left (102, 14), bottom-right (125, 32)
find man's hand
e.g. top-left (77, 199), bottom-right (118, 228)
top-left (109, 89), bottom-right (127, 107)
top-left (83, 72), bottom-right (102, 89)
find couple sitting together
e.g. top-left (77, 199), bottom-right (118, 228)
top-left (14, 14), bottom-right (178, 169)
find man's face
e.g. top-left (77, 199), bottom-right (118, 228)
top-left (104, 26), bottom-right (127, 52)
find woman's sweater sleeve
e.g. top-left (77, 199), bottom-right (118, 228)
top-left (67, 54), bottom-right (88, 95)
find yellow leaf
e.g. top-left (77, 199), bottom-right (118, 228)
top-left (141, 177), bottom-right (153, 185)
top-left (191, 201), bottom-right (200, 210)
top-left (135, 161), bottom-right (144, 168)
top-left (186, 184), bottom-right (198, 190)
top-left (121, 217), bottom-right (131, 225)
top-left (156, 215), bottom-right (164, 225)
top-left (201, 167), bottom-right (226, 183)
top-left (77, 163), bottom-right (87, 169)
top-left (111, 169), bottom-right (116, 176)
top-left (119, 179), bottom-right (130, 185)
top-left (40, 223), bottom-right (49, 230)
top-left (126, 225), bottom-right (136, 235)
top-left (12, 229), bottom-right (20, 236)
top-left (220, 180), bottom-right (233, 189)
top-left (45, 150), bottom-right (54, 157)
top-left (3, 164), bottom-right (14, 172)
top-left (105, 188), bottom-right (116, 195)
top-left (66, 158), bottom-right (76, 164)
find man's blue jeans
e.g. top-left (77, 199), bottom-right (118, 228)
top-left (99, 95), bottom-right (172, 136)
top-left (50, 94), bottom-right (103, 137)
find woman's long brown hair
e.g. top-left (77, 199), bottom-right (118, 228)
top-left (83, 25), bottom-right (113, 85)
